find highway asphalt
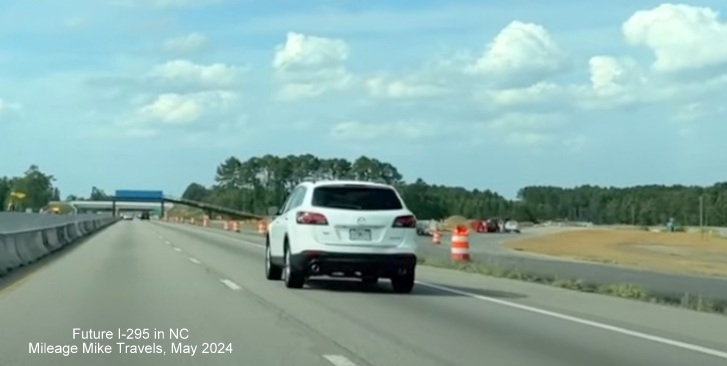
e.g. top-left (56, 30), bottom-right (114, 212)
top-left (3, 220), bottom-right (725, 365)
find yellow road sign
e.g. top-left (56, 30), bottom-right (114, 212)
top-left (10, 191), bottom-right (26, 199)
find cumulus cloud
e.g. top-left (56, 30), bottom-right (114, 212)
top-left (466, 21), bottom-right (570, 88)
top-left (120, 91), bottom-right (238, 129)
top-left (623, 3), bottom-right (727, 75)
top-left (149, 59), bottom-right (242, 89)
top-left (467, 4), bottom-right (727, 115)
top-left (162, 33), bottom-right (209, 53)
top-left (272, 32), bottom-right (356, 100)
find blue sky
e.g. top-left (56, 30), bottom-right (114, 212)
top-left (1, 0), bottom-right (726, 199)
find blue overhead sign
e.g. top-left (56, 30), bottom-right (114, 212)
top-left (114, 190), bottom-right (164, 202)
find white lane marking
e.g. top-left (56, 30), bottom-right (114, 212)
top-left (416, 281), bottom-right (727, 360)
top-left (165, 240), bottom-right (171, 245)
top-left (219, 279), bottom-right (241, 290)
top-left (174, 247), bottom-right (182, 252)
top-left (323, 355), bottom-right (358, 366)
top-left (188, 257), bottom-right (201, 264)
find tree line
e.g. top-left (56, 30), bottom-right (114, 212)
top-left (181, 154), bottom-right (727, 226)
top-left (0, 165), bottom-right (60, 212)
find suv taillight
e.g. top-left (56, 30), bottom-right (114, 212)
top-left (392, 215), bottom-right (416, 228)
top-left (296, 211), bottom-right (328, 225)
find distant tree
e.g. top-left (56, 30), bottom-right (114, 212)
top-left (182, 183), bottom-right (210, 202)
top-left (0, 177), bottom-right (10, 212)
top-left (89, 186), bottom-right (107, 201)
top-left (7, 165), bottom-right (57, 210)
top-left (65, 194), bottom-right (79, 201)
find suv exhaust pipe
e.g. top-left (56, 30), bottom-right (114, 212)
top-left (310, 262), bottom-right (320, 274)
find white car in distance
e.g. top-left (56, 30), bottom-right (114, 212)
top-left (265, 180), bottom-right (418, 293)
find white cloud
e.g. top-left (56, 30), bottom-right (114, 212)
top-left (273, 32), bottom-right (349, 72)
top-left (589, 56), bottom-right (644, 97)
top-left (481, 82), bottom-right (567, 109)
top-left (623, 3), bottom-right (727, 74)
top-left (366, 76), bottom-right (452, 99)
top-left (273, 32), bottom-right (356, 100)
top-left (330, 120), bottom-right (439, 141)
top-left (162, 33), bottom-right (209, 53)
top-left (466, 21), bottom-right (570, 88)
top-left (123, 91), bottom-right (238, 127)
top-left (481, 113), bottom-right (570, 147)
top-left (149, 59), bottom-right (242, 88)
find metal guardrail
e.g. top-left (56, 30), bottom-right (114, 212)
top-left (0, 212), bottom-right (120, 276)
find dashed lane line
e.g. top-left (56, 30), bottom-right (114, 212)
top-left (323, 354), bottom-right (358, 366)
top-left (219, 279), bottom-right (241, 290)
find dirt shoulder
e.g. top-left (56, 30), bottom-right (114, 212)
top-left (504, 229), bottom-right (727, 278)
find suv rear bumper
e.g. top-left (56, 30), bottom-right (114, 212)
top-left (290, 251), bottom-right (417, 278)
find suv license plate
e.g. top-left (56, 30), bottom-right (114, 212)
top-left (349, 228), bottom-right (371, 241)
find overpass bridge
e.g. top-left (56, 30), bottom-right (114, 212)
top-left (50, 189), bottom-right (264, 220)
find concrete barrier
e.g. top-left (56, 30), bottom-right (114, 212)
top-left (43, 227), bottom-right (63, 252)
top-left (0, 213), bottom-right (120, 277)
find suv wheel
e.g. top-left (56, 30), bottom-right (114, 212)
top-left (265, 243), bottom-right (282, 280)
top-left (391, 270), bottom-right (415, 294)
top-left (283, 245), bottom-right (305, 289)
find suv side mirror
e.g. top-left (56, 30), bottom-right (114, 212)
top-left (267, 206), bottom-right (279, 216)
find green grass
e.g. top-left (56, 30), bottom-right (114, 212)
top-left (167, 204), bottom-right (205, 218)
top-left (418, 257), bottom-right (727, 315)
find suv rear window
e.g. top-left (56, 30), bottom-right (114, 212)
top-left (311, 186), bottom-right (403, 210)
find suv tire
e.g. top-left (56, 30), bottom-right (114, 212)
top-left (283, 244), bottom-right (305, 289)
top-left (391, 270), bottom-right (415, 294)
top-left (265, 243), bottom-right (282, 280)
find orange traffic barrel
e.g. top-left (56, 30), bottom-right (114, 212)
top-left (202, 217), bottom-right (209, 227)
top-left (233, 221), bottom-right (240, 232)
top-left (451, 225), bottom-right (470, 261)
top-left (223, 221), bottom-right (229, 230)
top-left (432, 231), bottom-right (441, 245)
top-left (190, 218), bottom-right (196, 225)
top-left (258, 221), bottom-right (267, 234)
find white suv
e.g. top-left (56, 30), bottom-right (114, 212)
top-left (265, 180), bottom-right (418, 293)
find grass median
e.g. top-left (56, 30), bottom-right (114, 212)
top-left (417, 257), bottom-right (727, 316)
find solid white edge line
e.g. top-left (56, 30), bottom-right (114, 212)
top-left (323, 354), bottom-right (358, 366)
top-left (415, 281), bottom-right (727, 360)
top-left (219, 279), bottom-right (241, 290)
top-left (188, 258), bottom-right (201, 264)
top-left (165, 222), bottom-right (727, 360)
